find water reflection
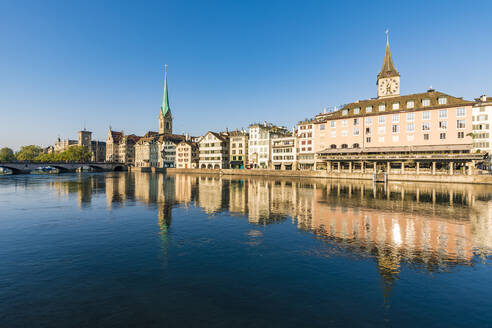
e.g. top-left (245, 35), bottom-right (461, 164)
top-left (47, 172), bottom-right (492, 282)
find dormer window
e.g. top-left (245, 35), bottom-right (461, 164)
top-left (366, 106), bottom-right (373, 113)
top-left (378, 104), bottom-right (385, 112)
top-left (438, 97), bottom-right (447, 105)
top-left (342, 109), bottom-right (348, 116)
top-left (354, 107), bottom-right (360, 114)
top-left (422, 98), bottom-right (430, 107)
top-left (392, 102), bottom-right (399, 110)
top-left (407, 100), bottom-right (414, 109)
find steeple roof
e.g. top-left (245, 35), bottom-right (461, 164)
top-left (161, 65), bottom-right (171, 116)
top-left (378, 38), bottom-right (399, 79)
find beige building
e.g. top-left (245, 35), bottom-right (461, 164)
top-left (229, 130), bottom-right (249, 169)
top-left (176, 140), bottom-right (199, 169)
top-left (198, 131), bottom-right (230, 169)
top-left (135, 132), bottom-right (159, 168)
top-left (105, 128), bottom-right (141, 165)
top-left (51, 129), bottom-right (105, 162)
top-left (314, 37), bottom-right (482, 174)
top-left (472, 95), bottom-right (492, 159)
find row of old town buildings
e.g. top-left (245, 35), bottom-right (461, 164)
top-left (47, 37), bottom-right (492, 172)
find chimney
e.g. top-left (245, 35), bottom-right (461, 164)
top-left (481, 95), bottom-right (487, 102)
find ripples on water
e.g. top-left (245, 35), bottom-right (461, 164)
top-left (0, 172), bottom-right (492, 327)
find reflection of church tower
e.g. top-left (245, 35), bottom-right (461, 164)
top-left (158, 203), bottom-right (173, 232)
top-left (158, 65), bottom-right (173, 134)
top-left (377, 32), bottom-right (400, 99)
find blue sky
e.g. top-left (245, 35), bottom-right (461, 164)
top-left (1, 0), bottom-right (491, 150)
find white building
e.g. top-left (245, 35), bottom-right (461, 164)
top-left (248, 122), bottom-right (289, 168)
top-left (296, 120), bottom-right (315, 170)
top-left (271, 134), bottom-right (297, 170)
top-left (473, 95), bottom-right (492, 169)
top-left (198, 131), bottom-right (230, 169)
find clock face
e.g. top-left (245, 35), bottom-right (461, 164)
top-left (379, 78), bottom-right (399, 96)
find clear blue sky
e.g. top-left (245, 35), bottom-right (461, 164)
top-left (1, 0), bottom-right (491, 150)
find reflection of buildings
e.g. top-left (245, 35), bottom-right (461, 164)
top-left (51, 172), bottom-right (492, 281)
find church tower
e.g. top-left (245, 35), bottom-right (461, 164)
top-left (377, 32), bottom-right (400, 99)
top-left (159, 65), bottom-right (173, 134)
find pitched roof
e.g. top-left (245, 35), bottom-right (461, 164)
top-left (156, 133), bottom-right (186, 144)
top-left (315, 90), bottom-right (474, 122)
top-left (378, 40), bottom-right (399, 79)
top-left (110, 130), bottom-right (123, 143)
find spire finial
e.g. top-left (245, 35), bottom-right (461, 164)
top-left (385, 29), bottom-right (389, 44)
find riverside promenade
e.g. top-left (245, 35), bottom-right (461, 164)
top-left (147, 167), bottom-right (492, 185)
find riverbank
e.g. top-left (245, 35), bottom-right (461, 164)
top-left (159, 168), bottom-right (492, 185)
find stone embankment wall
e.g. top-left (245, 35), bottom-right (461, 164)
top-left (162, 168), bottom-right (492, 184)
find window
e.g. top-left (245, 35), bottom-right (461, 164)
top-left (422, 122), bottom-right (430, 131)
top-left (392, 125), bottom-right (400, 133)
top-left (407, 135), bottom-right (414, 141)
top-left (440, 133), bottom-right (446, 139)
top-left (342, 119), bottom-right (348, 127)
top-left (341, 130), bottom-right (348, 136)
top-left (319, 124), bottom-right (325, 130)
top-left (423, 134), bottom-right (430, 140)
top-left (392, 102), bottom-right (400, 110)
top-left (438, 97), bottom-right (447, 105)
top-left (457, 120), bottom-right (466, 129)
top-left (330, 130), bottom-right (336, 138)
top-left (392, 114), bottom-right (400, 123)
top-left (406, 112), bottom-right (414, 121)
top-left (379, 104), bottom-right (386, 112)
top-left (353, 118), bottom-right (360, 126)
top-left (330, 121), bottom-right (336, 128)
top-left (378, 136), bottom-right (385, 142)
top-left (378, 116), bottom-right (386, 124)
top-left (353, 143), bottom-right (360, 148)
top-left (354, 107), bottom-right (360, 114)
top-left (330, 144), bottom-right (337, 149)
top-left (365, 117), bottom-right (372, 125)
top-left (456, 107), bottom-right (466, 117)
top-left (378, 126), bottom-right (386, 134)
top-left (439, 109), bottom-right (448, 119)
top-left (407, 123), bottom-right (415, 132)
top-left (422, 111), bottom-right (430, 120)
top-left (366, 127), bottom-right (372, 135)
top-left (439, 121), bottom-right (447, 130)
top-left (353, 127), bottom-right (360, 136)
top-left (458, 132), bottom-right (464, 139)
top-left (341, 144), bottom-right (348, 149)
top-left (366, 137), bottom-right (371, 143)
top-left (392, 135), bottom-right (399, 142)
top-left (407, 100), bottom-right (415, 109)
top-left (342, 109), bottom-right (348, 116)
top-left (422, 98), bottom-right (430, 107)
top-left (366, 106), bottom-right (373, 113)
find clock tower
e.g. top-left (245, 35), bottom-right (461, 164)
top-left (377, 34), bottom-right (400, 99)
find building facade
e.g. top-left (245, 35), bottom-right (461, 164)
top-left (198, 131), bottom-right (230, 169)
top-left (176, 140), bottom-right (199, 169)
top-left (248, 122), bottom-right (289, 168)
top-left (314, 37), bottom-right (481, 174)
top-left (472, 95), bottom-right (492, 170)
top-left (229, 130), bottom-right (249, 169)
top-left (106, 129), bottom-right (141, 165)
top-left (271, 134), bottom-right (297, 170)
top-left (296, 121), bottom-right (315, 170)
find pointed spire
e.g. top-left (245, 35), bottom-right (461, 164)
top-left (161, 64), bottom-right (171, 116)
top-left (378, 30), bottom-right (399, 79)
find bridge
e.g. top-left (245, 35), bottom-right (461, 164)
top-left (0, 162), bottom-right (127, 174)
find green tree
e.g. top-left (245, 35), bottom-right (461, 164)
top-left (15, 145), bottom-right (43, 161)
top-left (0, 147), bottom-right (16, 161)
top-left (59, 145), bottom-right (92, 162)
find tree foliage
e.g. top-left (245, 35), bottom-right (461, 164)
top-left (15, 145), bottom-right (43, 161)
top-left (34, 145), bottom-right (92, 163)
top-left (0, 147), bottom-right (16, 161)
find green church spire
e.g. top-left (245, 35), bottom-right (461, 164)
top-left (161, 65), bottom-right (171, 116)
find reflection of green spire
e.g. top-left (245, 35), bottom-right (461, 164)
top-left (161, 65), bottom-right (171, 116)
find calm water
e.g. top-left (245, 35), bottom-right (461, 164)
top-left (1, 172), bottom-right (492, 327)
